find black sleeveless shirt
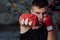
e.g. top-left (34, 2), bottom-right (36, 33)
top-left (20, 25), bottom-right (48, 40)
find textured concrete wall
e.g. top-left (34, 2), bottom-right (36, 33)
top-left (0, 31), bottom-right (19, 40)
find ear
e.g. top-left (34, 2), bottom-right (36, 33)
top-left (30, 10), bottom-right (32, 13)
top-left (30, 10), bottom-right (33, 14)
top-left (30, 10), bottom-right (38, 16)
top-left (30, 10), bottom-right (35, 14)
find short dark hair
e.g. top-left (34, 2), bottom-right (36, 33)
top-left (32, 0), bottom-right (48, 8)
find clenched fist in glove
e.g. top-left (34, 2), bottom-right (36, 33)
top-left (19, 14), bottom-right (39, 29)
top-left (44, 15), bottom-right (54, 32)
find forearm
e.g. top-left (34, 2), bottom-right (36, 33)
top-left (47, 31), bottom-right (56, 40)
top-left (20, 26), bottom-right (31, 34)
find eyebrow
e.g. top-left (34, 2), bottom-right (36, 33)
top-left (35, 11), bottom-right (47, 14)
top-left (42, 11), bottom-right (47, 14)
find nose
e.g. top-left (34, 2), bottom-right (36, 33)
top-left (38, 16), bottom-right (43, 25)
top-left (38, 17), bottom-right (43, 22)
top-left (39, 14), bottom-right (43, 20)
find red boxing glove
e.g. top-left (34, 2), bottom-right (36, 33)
top-left (19, 14), bottom-right (38, 28)
top-left (44, 15), bottom-right (54, 31)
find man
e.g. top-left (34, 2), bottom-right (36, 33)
top-left (19, 0), bottom-right (56, 40)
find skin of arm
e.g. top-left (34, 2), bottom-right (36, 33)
top-left (47, 29), bottom-right (57, 40)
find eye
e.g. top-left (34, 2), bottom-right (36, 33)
top-left (36, 12), bottom-right (40, 15)
top-left (42, 12), bottom-right (47, 15)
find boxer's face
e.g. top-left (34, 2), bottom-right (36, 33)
top-left (31, 6), bottom-right (48, 24)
